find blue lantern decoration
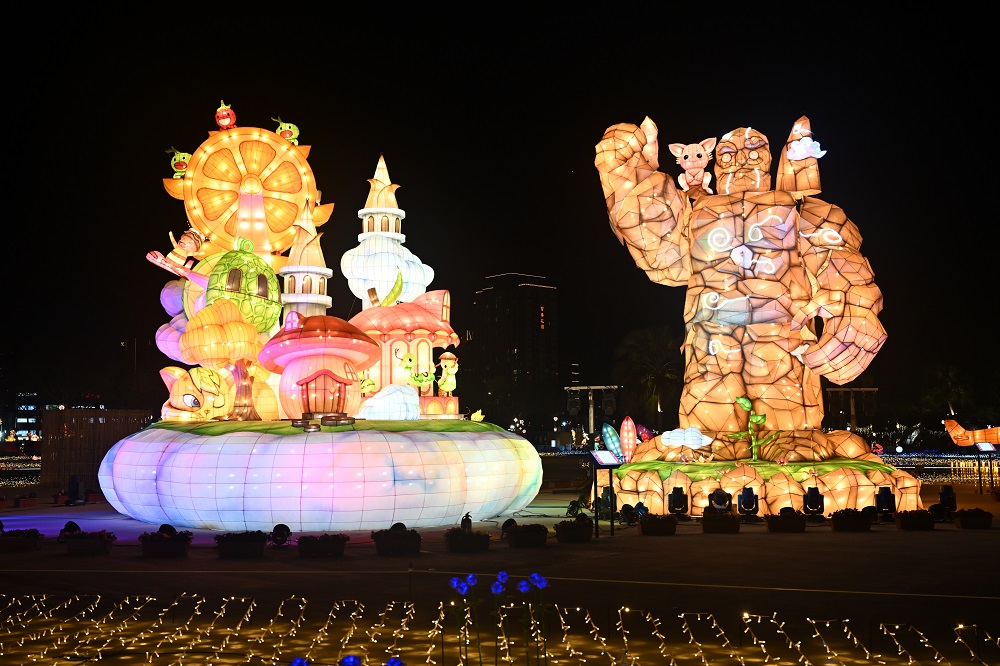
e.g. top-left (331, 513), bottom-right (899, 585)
top-left (601, 423), bottom-right (623, 459)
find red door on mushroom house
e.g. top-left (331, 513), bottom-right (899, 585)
top-left (297, 370), bottom-right (347, 414)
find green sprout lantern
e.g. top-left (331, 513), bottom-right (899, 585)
top-left (726, 397), bottom-right (781, 461)
top-left (165, 146), bottom-right (192, 179)
top-left (204, 238), bottom-right (281, 333)
top-left (272, 116), bottom-right (300, 145)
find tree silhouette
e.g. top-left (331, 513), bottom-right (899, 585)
top-left (919, 362), bottom-right (970, 417)
top-left (610, 325), bottom-right (682, 431)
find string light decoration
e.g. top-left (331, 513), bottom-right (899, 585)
top-left (613, 606), bottom-right (638, 665)
top-left (741, 612), bottom-right (814, 665)
top-left (594, 115), bottom-right (919, 513)
top-left (0, 594), bottom-right (990, 664)
top-left (880, 622), bottom-right (949, 664)
top-left (953, 624), bottom-right (993, 666)
top-left (424, 601), bottom-right (447, 665)
top-left (679, 613), bottom-right (742, 665)
top-left (583, 608), bottom-right (615, 662)
top-left (553, 606), bottom-right (586, 661)
top-left (639, 611), bottom-right (680, 665)
top-left (806, 617), bottom-right (878, 664)
top-left (365, 600), bottom-right (415, 660)
top-left (302, 600), bottom-right (356, 662)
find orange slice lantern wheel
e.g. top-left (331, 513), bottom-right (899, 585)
top-left (162, 127), bottom-right (333, 268)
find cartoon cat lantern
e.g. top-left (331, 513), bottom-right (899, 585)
top-left (668, 137), bottom-right (717, 194)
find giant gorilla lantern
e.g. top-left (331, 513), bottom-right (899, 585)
top-left (594, 116), bottom-right (917, 516)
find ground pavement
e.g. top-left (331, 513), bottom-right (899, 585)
top-left (1, 478), bottom-right (997, 665)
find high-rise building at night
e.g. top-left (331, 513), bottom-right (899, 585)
top-left (462, 273), bottom-right (559, 429)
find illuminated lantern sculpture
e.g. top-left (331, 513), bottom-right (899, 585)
top-left (437, 351), bottom-right (459, 396)
top-left (634, 421), bottom-right (655, 442)
top-left (601, 423), bottom-right (622, 460)
top-left (341, 155), bottom-right (434, 308)
top-left (98, 105), bottom-right (543, 532)
top-left (214, 100), bottom-right (237, 130)
top-left (205, 238), bottom-right (282, 334)
top-left (162, 121), bottom-right (333, 262)
top-left (594, 115), bottom-right (919, 514)
top-left (165, 146), bottom-right (191, 179)
top-left (619, 417), bottom-right (638, 464)
top-left (278, 199), bottom-right (333, 320)
top-left (349, 291), bottom-right (461, 416)
top-left (272, 116), bottom-right (300, 145)
top-left (179, 298), bottom-right (272, 421)
top-left (259, 312), bottom-right (380, 419)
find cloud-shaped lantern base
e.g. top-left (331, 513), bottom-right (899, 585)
top-left (98, 421), bottom-right (542, 531)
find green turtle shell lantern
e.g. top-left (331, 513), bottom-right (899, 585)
top-left (204, 238), bottom-right (281, 333)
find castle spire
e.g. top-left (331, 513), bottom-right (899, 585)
top-left (341, 154), bottom-right (434, 309)
top-left (279, 199), bottom-right (333, 320)
top-left (364, 153), bottom-right (401, 210)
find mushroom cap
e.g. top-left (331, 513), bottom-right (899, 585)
top-left (349, 292), bottom-right (459, 347)
top-left (259, 312), bottom-right (381, 372)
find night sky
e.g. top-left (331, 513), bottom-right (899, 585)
top-left (13, 10), bottom-right (992, 423)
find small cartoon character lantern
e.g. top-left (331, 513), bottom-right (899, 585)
top-left (215, 100), bottom-right (237, 130)
top-left (165, 146), bottom-right (192, 179)
top-left (272, 117), bottom-right (300, 145)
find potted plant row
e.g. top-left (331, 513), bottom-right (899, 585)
top-left (64, 530), bottom-right (117, 555)
top-left (700, 507), bottom-right (740, 533)
top-left (14, 493), bottom-right (38, 508)
top-left (444, 528), bottom-right (491, 552)
top-left (139, 524), bottom-right (193, 558)
top-left (638, 512), bottom-right (677, 536)
top-left (894, 509), bottom-right (935, 531)
top-left (443, 512), bottom-right (491, 552)
top-left (0, 528), bottom-right (45, 552)
top-left (297, 533), bottom-right (351, 558)
top-left (954, 507), bottom-right (993, 530)
top-left (764, 508), bottom-right (807, 533)
top-left (371, 523), bottom-right (422, 556)
top-left (554, 515), bottom-right (594, 543)
top-left (502, 520), bottom-right (548, 548)
top-left (830, 508), bottom-right (872, 532)
top-left (214, 530), bottom-right (270, 559)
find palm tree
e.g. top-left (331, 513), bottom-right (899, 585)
top-left (610, 326), bottom-right (683, 431)
top-left (918, 362), bottom-right (970, 419)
